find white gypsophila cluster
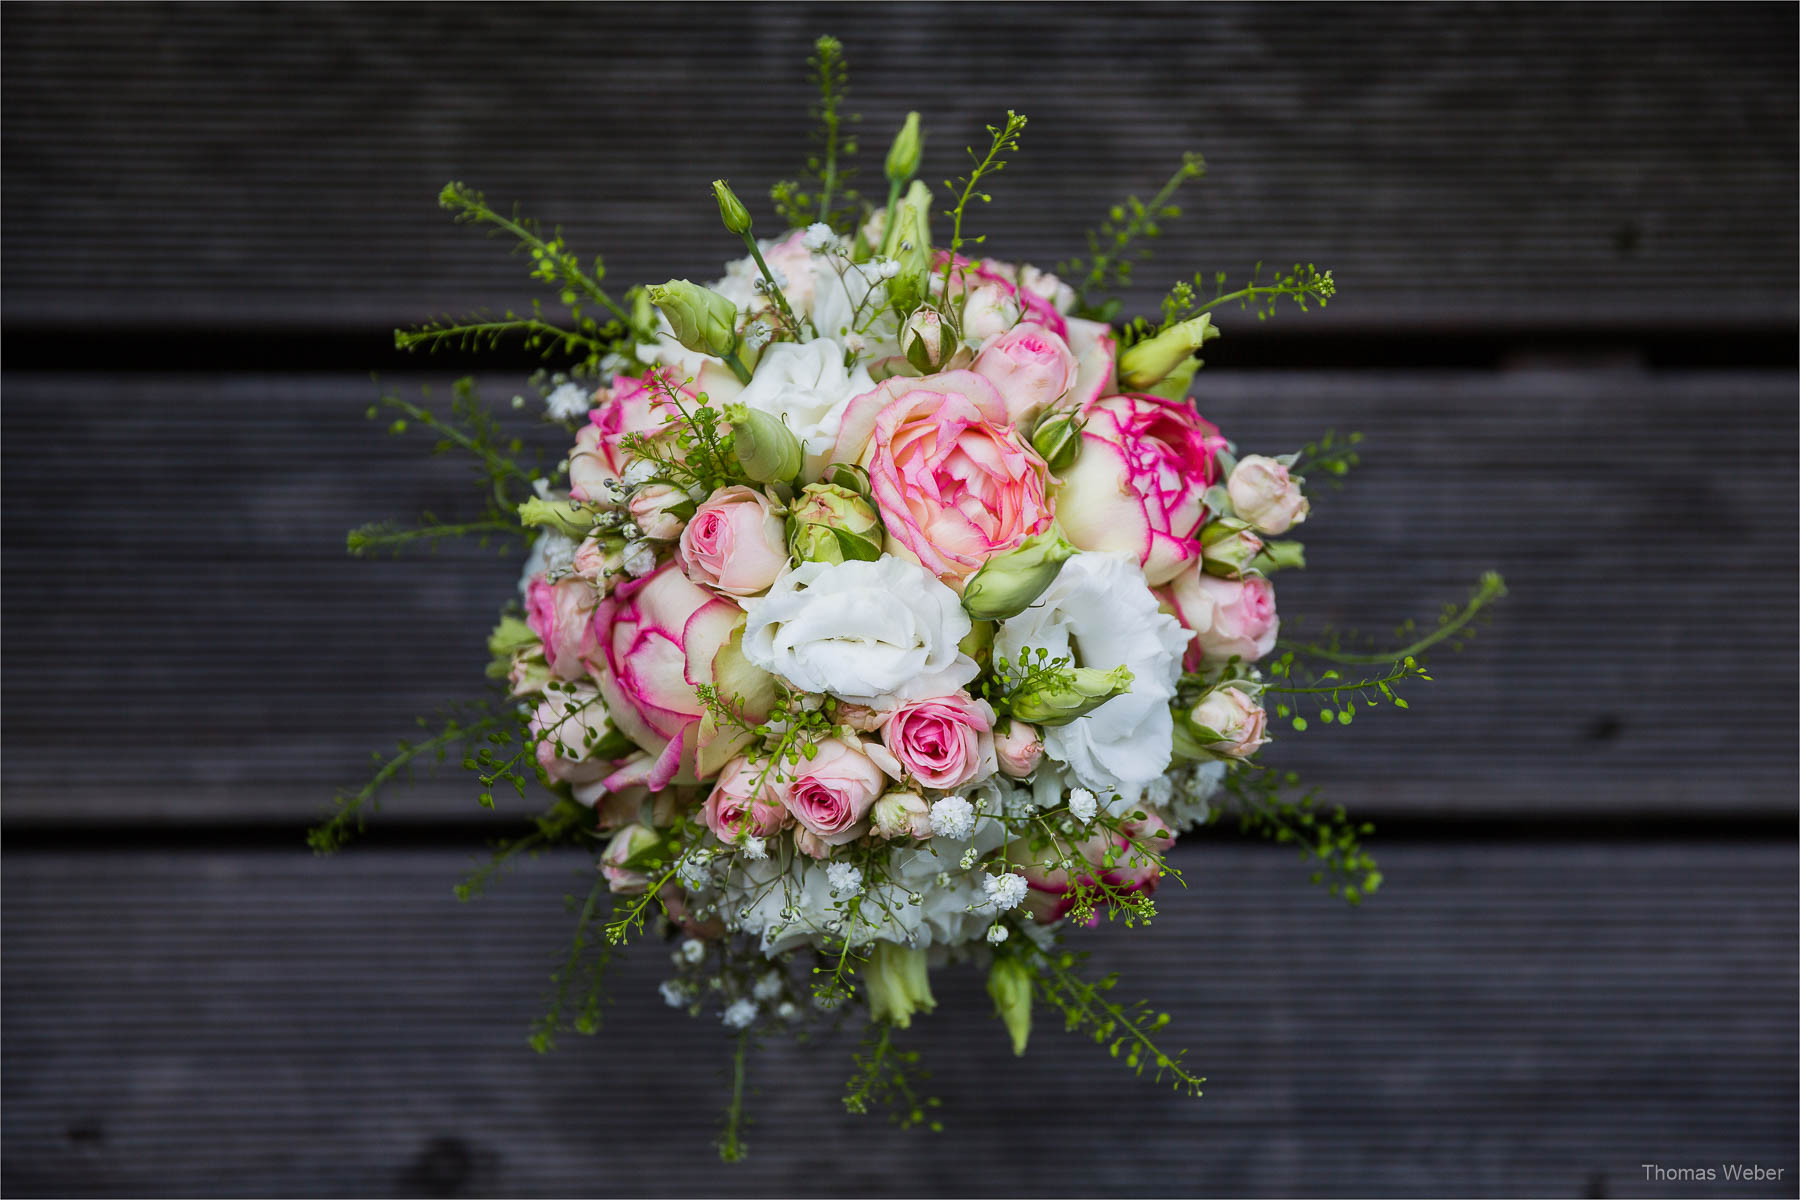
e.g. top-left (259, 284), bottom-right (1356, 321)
top-left (826, 862), bottom-right (864, 896)
top-left (752, 972), bottom-right (784, 1002)
top-left (1163, 761), bottom-right (1228, 831)
top-left (660, 980), bottom-right (687, 1009)
top-left (983, 872), bottom-right (1028, 912)
top-left (800, 222), bottom-right (837, 251)
top-left (622, 539), bottom-right (658, 577)
top-left (1067, 787), bottom-right (1099, 825)
top-left (740, 835), bottom-right (767, 861)
top-left (986, 924), bottom-right (1009, 945)
top-left (928, 796), bottom-right (975, 841)
top-left (721, 999), bottom-right (757, 1029)
top-left (544, 381), bottom-right (592, 421)
top-left (539, 532), bottom-right (578, 580)
top-left (679, 939), bottom-right (706, 965)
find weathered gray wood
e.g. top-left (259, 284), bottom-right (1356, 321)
top-left (3, 368), bottom-right (1793, 822)
top-left (2, 843), bottom-right (1793, 1197)
top-left (1, 3), bottom-right (1794, 333)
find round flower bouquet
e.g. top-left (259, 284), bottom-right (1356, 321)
top-left (317, 38), bottom-right (1502, 1159)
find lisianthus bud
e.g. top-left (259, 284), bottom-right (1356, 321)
top-left (871, 791), bottom-right (933, 839)
top-left (487, 615), bottom-right (538, 660)
top-left (888, 179), bottom-right (934, 279)
top-left (863, 940), bottom-right (936, 1029)
top-left (994, 721), bottom-right (1044, 778)
top-left (1009, 664), bottom-right (1133, 727)
top-left (516, 495), bottom-right (606, 538)
top-left (986, 955), bottom-right (1033, 1056)
top-left (1199, 518), bottom-right (1265, 579)
top-left (821, 460), bottom-right (873, 498)
top-left (600, 824), bottom-right (661, 895)
top-left (885, 111), bottom-right (923, 184)
top-left (961, 527), bottom-right (1077, 621)
top-left (1185, 684), bottom-right (1270, 759)
top-left (1117, 314), bottom-right (1219, 390)
top-left (1227, 454), bottom-right (1310, 535)
top-left (722, 403), bottom-right (804, 484)
top-left (1029, 409), bottom-right (1084, 473)
top-left (628, 483), bottom-right (693, 541)
top-left (902, 307), bottom-right (945, 372)
top-left (1146, 354), bottom-right (1202, 401)
top-left (1249, 539), bottom-right (1306, 575)
top-left (712, 179), bottom-right (752, 236)
top-left (648, 279), bottom-right (739, 360)
top-left (787, 481), bottom-right (882, 564)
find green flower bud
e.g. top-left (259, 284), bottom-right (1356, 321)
top-left (1029, 409), bottom-right (1084, 473)
top-left (1249, 539), bottom-right (1306, 575)
top-left (1118, 314), bottom-right (1220, 391)
top-left (721, 403), bottom-right (804, 484)
top-left (961, 528), bottom-right (1078, 621)
top-left (487, 615), bottom-right (539, 660)
top-left (986, 955), bottom-right (1033, 1056)
top-left (822, 461), bottom-right (873, 499)
top-left (516, 495), bottom-right (606, 538)
top-left (1200, 518), bottom-right (1265, 579)
top-left (885, 179), bottom-right (934, 277)
top-left (1009, 664), bottom-right (1134, 727)
top-left (959, 620), bottom-right (995, 667)
top-left (1146, 353), bottom-right (1202, 401)
top-left (787, 482), bottom-right (882, 564)
top-left (885, 111), bottom-right (924, 184)
top-left (863, 940), bottom-right (936, 1029)
top-left (712, 179), bottom-right (752, 237)
top-left (647, 279), bottom-right (739, 360)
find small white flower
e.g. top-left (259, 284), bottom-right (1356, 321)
top-left (1068, 787), bottom-right (1099, 825)
top-left (801, 222), bottom-right (837, 252)
top-left (742, 319), bottom-right (773, 350)
top-left (986, 923), bottom-right (1010, 945)
top-left (983, 871), bottom-right (1028, 912)
top-left (622, 539), bottom-right (658, 577)
top-left (826, 862), bottom-right (864, 896)
top-left (538, 532), bottom-right (578, 580)
top-left (777, 1001), bottom-right (800, 1021)
top-left (722, 999), bottom-right (758, 1029)
top-left (752, 971), bottom-right (784, 1002)
top-left (929, 796), bottom-right (975, 841)
top-left (679, 938), bottom-right (706, 965)
top-left (740, 835), bottom-right (768, 861)
top-left (958, 847), bottom-right (979, 870)
top-left (544, 381), bottom-right (592, 421)
top-left (676, 853), bottom-right (712, 891)
top-left (659, 980), bottom-right (687, 1008)
top-left (511, 395), bottom-right (526, 410)
top-left (875, 258), bottom-right (902, 279)
top-left (599, 352), bottom-right (629, 377)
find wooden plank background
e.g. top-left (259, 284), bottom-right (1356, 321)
top-left (2, 4), bottom-right (1795, 1197)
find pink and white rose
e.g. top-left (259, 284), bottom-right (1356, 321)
top-left (677, 485), bottom-right (789, 596)
top-left (567, 370), bottom-right (686, 505)
top-left (879, 692), bottom-right (998, 790)
top-left (524, 573), bottom-right (600, 681)
top-left (971, 323), bottom-right (1077, 427)
top-left (1163, 569), bottom-right (1279, 666)
top-left (1054, 392), bottom-right (1228, 585)
top-left (1227, 454), bottom-right (1310, 535)
top-left (779, 737), bottom-right (886, 846)
top-left (703, 755), bottom-right (789, 842)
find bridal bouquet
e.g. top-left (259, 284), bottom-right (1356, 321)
top-left (318, 38), bottom-right (1501, 1157)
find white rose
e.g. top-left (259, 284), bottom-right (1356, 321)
top-left (741, 558), bottom-right (977, 706)
top-left (993, 552), bottom-right (1190, 789)
top-left (733, 340), bottom-right (874, 475)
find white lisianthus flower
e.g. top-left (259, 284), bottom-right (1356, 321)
top-left (741, 558), bottom-right (977, 706)
top-left (994, 551), bottom-right (1191, 790)
top-left (809, 254), bottom-right (899, 356)
top-left (732, 339), bottom-right (874, 473)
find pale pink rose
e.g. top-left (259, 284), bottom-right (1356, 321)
top-left (676, 485), bottom-right (789, 596)
top-left (793, 827), bottom-right (833, 860)
top-left (1015, 830), bottom-right (1160, 926)
top-left (972, 323), bottom-right (1077, 427)
top-left (834, 702), bottom-right (886, 733)
top-left (572, 535), bottom-right (623, 586)
top-left (1163, 569), bottom-right (1279, 667)
top-left (592, 563), bottom-right (768, 791)
top-left (568, 369), bottom-right (687, 504)
top-left (600, 824), bottom-right (660, 894)
top-left (1227, 454), bottom-right (1311, 535)
top-left (879, 692), bottom-right (997, 790)
top-left (1062, 316), bottom-right (1118, 409)
top-left (940, 255), bottom-right (1070, 340)
top-left (703, 756), bottom-right (789, 842)
top-left (1054, 392), bottom-right (1228, 585)
top-left (779, 737), bottom-right (885, 846)
top-left (994, 720), bottom-right (1044, 778)
top-left (831, 371), bottom-right (1052, 582)
top-left (629, 483), bottom-right (689, 541)
top-left (530, 688), bottom-right (613, 785)
top-left (960, 279), bottom-right (1021, 344)
top-left (572, 770), bottom-right (684, 831)
top-left (1189, 685), bottom-right (1269, 759)
top-left (524, 573), bottom-right (600, 681)
top-left (870, 791), bottom-right (933, 839)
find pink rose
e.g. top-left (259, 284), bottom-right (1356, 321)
top-left (1188, 684), bottom-right (1269, 759)
top-left (568, 370), bottom-right (686, 504)
top-left (1015, 830), bottom-right (1161, 926)
top-left (994, 720), bottom-right (1044, 778)
top-left (600, 824), bottom-right (660, 894)
top-left (971, 323), bottom-right (1077, 427)
top-left (779, 737), bottom-right (886, 846)
top-left (880, 692), bottom-right (998, 790)
top-left (593, 563), bottom-right (771, 791)
top-left (703, 756), bottom-right (789, 842)
top-left (832, 370), bottom-right (1052, 582)
top-left (530, 687), bottom-right (614, 785)
top-left (1054, 392), bottom-right (1228, 585)
top-left (677, 485), bottom-right (789, 596)
top-left (941, 255), bottom-right (1070, 341)
top-left (793, 827), bottom-right (833, 860)
top-left (524, 573), bottom-right (600, 681)
top-left (1227, 454), bottom-right (1311, 535)
top-left (1163, 569), bottom-right (1279, 666)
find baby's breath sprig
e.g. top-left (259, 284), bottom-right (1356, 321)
top-left (1027, 947), bottom-right (1205, 1097)
top-left (529, 877), bottom-right (614, 1053)
top-left (1217, 769), bottom-right (1382, 904)
top-left (842, 1023), bottom-right (942, 1131)
top-left (1062, 152), bottom-right (1206, 322)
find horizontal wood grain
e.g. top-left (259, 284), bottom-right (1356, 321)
top-left (3, 842), bottom-right (1793, 1197)
top-left (1, 3), bottom-right (1794, 334)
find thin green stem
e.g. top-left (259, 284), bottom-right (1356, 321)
top-left (739, 231), bottom-right (807, 339)
top-left (1281, 573), bottom-right (1508, 665)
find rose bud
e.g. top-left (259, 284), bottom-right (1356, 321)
top-left (792, 827), bottom-right (832, 860)
top-left (1199, 519), bottom-right (1265, 579)
top-left (971, 323), bottom-right (1078, 427)
top-left (994, 721), bottom-right (1044, 778)
top-left (902, 307), bottom-right (946, 372)
top-left (600, 824), bottom-right (661, 894)
top-left (722, 403), bottom-right (804, 485)
top-left (1116, 314), bottom-right (1219, 391)
top-left (986, 956), bottom-right (1033, 1056)
top-left (572, 534), bottom-right (625, 586)
top-left (1185, 684), bottom-right (1270, 759)
top-left (862, 941), bottom-right (936, 1029)
top-left (960, 527), bottom-right (1077, 621)
top-left (871, 791), bottom-right (933, 839)
top-left (834, 701), bottom-right (886, 733)
top-left (1227, 454), bottom-right (1310, 535)
top-left (1009, 664), bottom-right (1134, 727)
top-left (703, 756), bottom-right (789, 843)
top-left (677, 484), bottom-right (790, 597)
top-left (1164, 568), bottom-right (1279, 666)
top-left (647, 279), bottom-right (739, 360)
top-left (1029, 409), bottom-right (1084, 473)
top-left (627, 482), bottom-right (692, 541)
top-left (787, 481), bottom-right (882, 565)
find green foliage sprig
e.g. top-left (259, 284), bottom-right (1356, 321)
top-left (616, 370), bottom-right (751, 497)
top-left (530, 878), bottom-right (614, 1053)
top-left (1063, 153), bottom-right (1206, 321)
top-left (1260, 655), bottom-right (1431, 731)
top-left (1029, 947), bottom-right (1205, 1096)
top-left (842, 1023), bottom-right (942, 1130)
top-left (438, 182), bottom-right (633, 328)
top-left (1194, 261), bottom-right (1337, 320)
top-left (396, 303), bottom-right (610, 374)
top-left (1217, 769), bottom-right (1381, 903)
top-left (309, 705), bottom-right (505, 853)
top-left (770, 35), bottom-right (862, 231)
top-left (1290, 428), bottom-right (1364, 485)
top-left (937, 110), bottom-right (1029, 309)
top-left (1284, 571), bottom-right (1508, 666)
